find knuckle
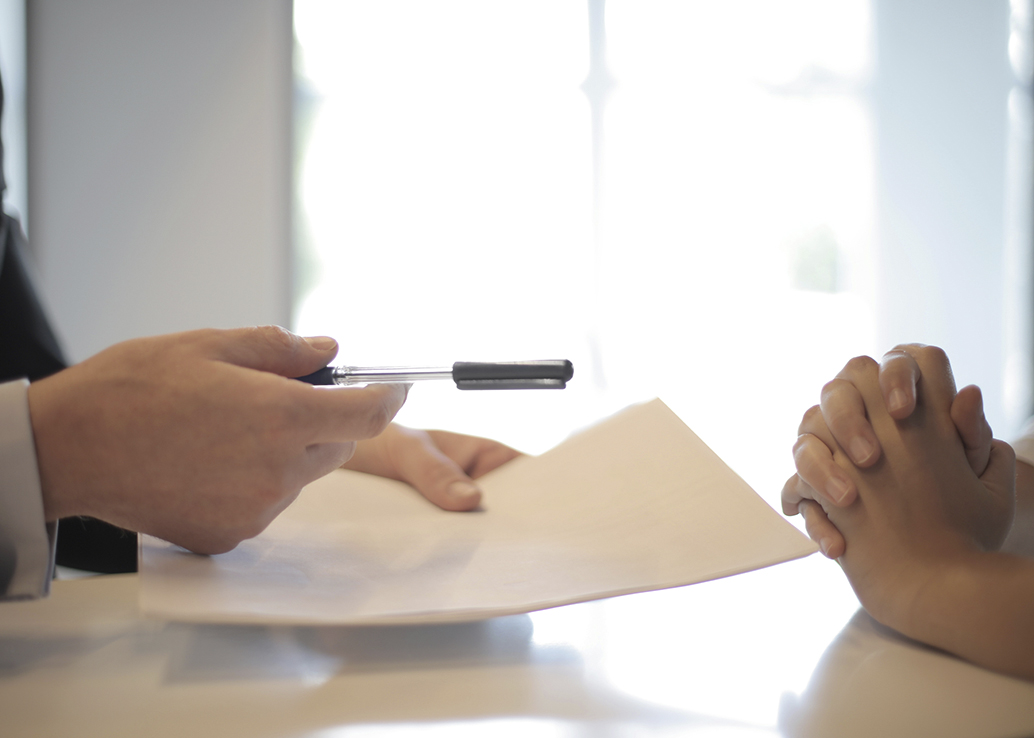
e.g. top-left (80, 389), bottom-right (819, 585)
top-left (781, 474), bottom-right (803, 505)
top-left (338, 440), bottom-right (358, 465)
top-left (239, 517), bottom-right (272, 541)
top-left (880, 349), bottom-right (915, 375)
top-left (792, 443), bottom-right (819, 481)
top-left (798, 405), bottom-right (823, 434)
top-left (205, 518), bottom-right (253, 552)
top-left (824, 404), bottom-right (859, 433)
top-left (819, 377), bottom-right (860, 409)
top-left (994, 438), bottom-right (1016, 462)
top-left (798, 405), bottom-right (822, 435)
top-left (197, 537), bottom-right (239, 556)
top-left (818, 376), bottom-right (860, 411)
top-left (194, 327), bottom-right (222, 345)
top-left (843, 355), bottom-right (878, 375)
top-left (257, 324), bottom-right (297, 353)
top-left (780, 473), bottom-right (798, 494)
top-left (917, 344), bottom-right (948, 366)
top-left (245, 478), bottom-right (282, 511)
top-left (217, 519), bottom-right (265, 548)
top-left (361, 401), bottom-right (393, 438)
top-left (799, 500), bottom-right (815, 525)
top-left (803, 508), bottom-right (823, 536)
top-left (889, 342), bottom-right (924, 356)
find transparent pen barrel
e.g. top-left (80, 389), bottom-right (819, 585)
top-left (332, 366), bottom-right (453, 385)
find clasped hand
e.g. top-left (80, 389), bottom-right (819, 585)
top-left (781, 345), bottom-right (1015, 621)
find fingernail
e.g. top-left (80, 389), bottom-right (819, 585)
top-left (849, 436), bottom-right (876, 465)
top-left (819, 538), bottom-right (834, 557)
top-left (825, 476), bottom-right (851, 505)
top-left (447, 481), bottom-right (480, 501)
top-left (304, 335), bottom-right (336, 351)
top-left (888, 388), bottom-right (908, 413)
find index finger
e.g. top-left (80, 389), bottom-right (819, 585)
top-left (821, 356), bottom-right (881, 466)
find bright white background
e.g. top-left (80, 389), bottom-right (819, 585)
top-left (295, 0), bottom-right (881, 512)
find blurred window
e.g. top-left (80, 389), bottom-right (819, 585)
top-left (293, 1), bottom-right (1020, 511)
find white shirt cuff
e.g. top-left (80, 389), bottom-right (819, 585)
top-left (0, 379), bottom-right (55, 599)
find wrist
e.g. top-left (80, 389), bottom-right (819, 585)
top-left (895, 549), bottom-right (994, 646)
top-left (886, 550), bottom-right (1034, 679)
top-left (849, 537), bottom-right (981, 638)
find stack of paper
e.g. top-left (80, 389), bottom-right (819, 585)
top-left (140, 399), bottom-right (816, 624)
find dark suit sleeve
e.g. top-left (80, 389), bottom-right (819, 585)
top-left (0, 212), bottom-right (137, 574)
top-left (0, 215), bottom-right (66, 384)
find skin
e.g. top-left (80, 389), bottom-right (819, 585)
top-left (783, 344), bottom-right (1002, 558)
top-left (343, 424), bottom-right (521, 511)
top-left (1005, 460), bottom-right (1034, 557)
top-left (28, 326), bottom-right (519, 555)
top-left (785, 346), bottom-right (1034, 681)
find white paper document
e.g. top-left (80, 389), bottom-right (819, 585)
top-left (140, 399), bottom-right (817, 624)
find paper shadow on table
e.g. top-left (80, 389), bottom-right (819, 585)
top-left (0, 634), bottom-right (121, 678)
top-left (778, 609), bottom-right (1034, 738)
top-left (159, 613), bottom-right (585, 684)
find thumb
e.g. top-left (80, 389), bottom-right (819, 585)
top-left (395, 432), bottom-right (484, 512)
top-left (951, 384), bottom-right (992, 476)
top-left (981, 438), bottom-right (1016, 498)
top-left (209, 326), bottom-right (339, 378)
top-left (977, 438), bottom-right (1017, 551)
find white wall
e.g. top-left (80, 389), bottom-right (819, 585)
top-left (27, 0), bottom-right (292, 362)
top-left (873, 0), bottom-right (1015, 433)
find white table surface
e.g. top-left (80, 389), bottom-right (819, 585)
top-left (3, 556), bottom-right (1034, 738)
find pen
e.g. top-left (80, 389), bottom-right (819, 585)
top-left (296, 360), bottom-right (574, 390)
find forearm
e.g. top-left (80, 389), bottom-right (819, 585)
top-left (901, 552), bottom-right (1034, 681)
top-left (1001, 460), bottom-right (1034, 557)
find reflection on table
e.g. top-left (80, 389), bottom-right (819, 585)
top-left (2, 555), bottom-right (1033, 737)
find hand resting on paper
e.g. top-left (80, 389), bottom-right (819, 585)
top-left (785, 347), bottom-right (1034, 681)
top-left (345, 423), bottom-right (522, 511)
top-left (782, 344), bottom-right (996, 559)
top-left (29, 327), bottom-right (409, 555)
